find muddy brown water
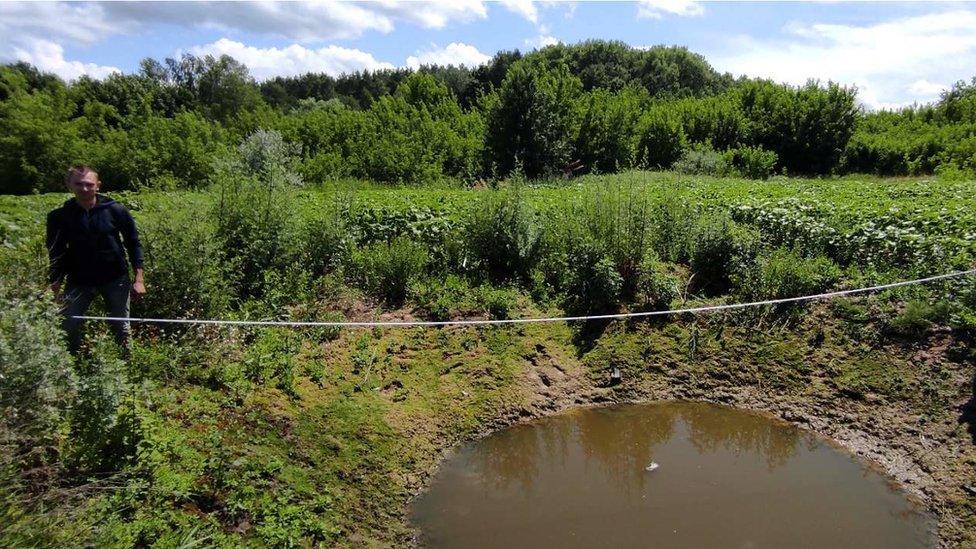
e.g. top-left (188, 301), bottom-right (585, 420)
top-left (411, 401), bottom-right (935, 548)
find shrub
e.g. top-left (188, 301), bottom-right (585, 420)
top-left (477, 286), bottom-right (520, 320)
top-left (97, 112), bottom-right (227, 190)
top-left (647, 195), bottom-right (698, 263)
top-left (569, 180), bottom-right (654, 299)
top-left (690, 214), bottom-right (755, 296)
top-left (134, 199), bottom-right (231, 322)
top-left (635, 252), bottom-right (682, 311)
top-left (635, 108), bottom-right (686, 169)
top-left (951, 278), bottom-right (976, 331)
top-left (463, 187), bottom-right (542, 283)
top-left (242, 328), bottom-right (300, 397)
top-left (672, 144), bottom-right (729, 176)
top-left (351, 237), bottom-right (429, 306)
top-left (737, 80), bottom-right (858, 175)
top-left (560, 233), bottom-right (623, 315)
top-left (303, 196), bottom-right (354, 277)
top-left (412, 275), bottom-right (476, 321)
top-left (574, 88), bottom-right (643, 173)
top-left (735, 248), bottom-right (841, 301)
top-left (722, 146), bottom-right (778, 180)
top-left (213, 130), bottom-right (303, 299)
top-left (484, 60), bottom-right (583, 178)
top-left (0, 285), bottom-right (76, 455)
top-left (66, 349), bottom-right (142, 472)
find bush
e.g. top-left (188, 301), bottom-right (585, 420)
top-left (66, 350), bottom-right (142, 472)
top-left (242, 328), bottom-right (300, 397)
top-left (722, 146), bottom-right (778, 180)
top-left (737, 80), bottom-right (858, 175)
top-left (213, 130), bottom-right (303, 299)
top-left (0, 285), bottom-right (76, 454)
top-left (412, 274), bottom-right (476, 321)
top-left (636, 253), bottom-right (682, 311)
top-left (477, 286), bottom-right (520, 320)
top-left (351, 237), bottom-right (429, 306)
top-left (559, 233), bottom-right (623, 315)
top-left (647, 195), bottom-right (698, 263)
top-left (951, 278), bottom-right (976, 331)
top-left (134, 199), bottom-right (231, 322)
top-left (463, 187), bottom-right (542, 283)
top-left (484, 60), bottom-right (582, 178)
top-left (97, 112), bottom-right (227, 190)
top-left (635, 108), bottom-right (686, 169)
top-left (303, 196), bottom-right (354, 277)
top-left (568, 180), bottom-right (654, 299)
top-left (574, 88), bottom-right (643, 173)
top-left (690, 214), bottom-right (755, 296)
top-left (672, 144), bottom-right (729, 176)
top-left (735, 248), bottom-right (841, 301)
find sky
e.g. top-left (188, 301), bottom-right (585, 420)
top-left (2, 1), bottom-right (975, 110)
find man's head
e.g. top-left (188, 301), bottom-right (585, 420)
top-left (65, 165), bottom-right (100, 201)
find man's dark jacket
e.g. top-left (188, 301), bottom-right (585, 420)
top-left (46, 194), bottom-right (144, 286)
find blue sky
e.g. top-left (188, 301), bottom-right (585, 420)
top-left (2, 1), bottom-right (975, 109)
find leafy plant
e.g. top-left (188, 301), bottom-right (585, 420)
top-left (463, 187), bottom-right (542, 283)
top-left (351, 237), bottom-right (429, 306)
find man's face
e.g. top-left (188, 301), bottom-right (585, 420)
top-left (68, 171), bottom-right (100, 200)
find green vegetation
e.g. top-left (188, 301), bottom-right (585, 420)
top-left (2, 166), bottom-right (975, 546)
top-left (2, 37), bottom-right (976, 547)
top-left (4, 40), bottom-right (974, 195)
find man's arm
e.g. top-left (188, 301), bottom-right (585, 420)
top-left (45, 210), bottom-right (67, 293)
top-left (115, 205), bottom-right (146, 296)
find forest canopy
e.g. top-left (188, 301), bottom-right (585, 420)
top-left (1, 39), bottom-right (974, 194)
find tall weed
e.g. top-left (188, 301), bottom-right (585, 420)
top-left (351, 237), bottom-right (429, 306)
top-left (463, 187), bottom-right (542, 283)
top-left (213, 130), bottom-right (303, 299)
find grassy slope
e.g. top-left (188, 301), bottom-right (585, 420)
top-left (1, 172), bottom-right (974, 546)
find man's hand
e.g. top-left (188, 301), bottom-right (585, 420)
top-left (132, 268), bottom-right (146, 298)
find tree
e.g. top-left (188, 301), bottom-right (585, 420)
top-left (0, 86), bottom-right (86, 193)
top-left (484, 60), bottom-right (582, 178)
top-left (574, 87), bottom-right (645, 172)
top-left (196, 55), bottom-right (264, 122)
top-left (738, 80), bottom-right (857, 174)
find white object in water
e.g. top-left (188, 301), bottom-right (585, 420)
top-left (645, 462), bottom-right (659, 472)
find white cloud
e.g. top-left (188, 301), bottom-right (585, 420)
top-left (406, 43), bottom-right (491, 69)
top-left (711, 10), bottom-right (976, 109)
top-left (8, 39), bottom-right (121, 81)
top-left (637, 0), bottom-right (704, 19)
top-left (0, 1), bottom-right (489, 45)
top-left (187, 39), bottom-right (395, 80)
top-left (499, 0), bottom-right (538, 24)
top-left (0, 2), bottom-right (125, 45)
top-left (0, 1), bottom-right (489, 80)
top-left (565, 2), bottom-right (578, 19)
top-left (108, 1), bottom-right (488, 41)
top-left (908, 79), bottom-right (946, 97)
top-left (525, 35), bottom-right (560, 50)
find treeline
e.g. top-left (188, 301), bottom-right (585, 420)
top-left (841, 78), bottom-right (976, 177)
top-left (0, 40), bottom-right (973, 194)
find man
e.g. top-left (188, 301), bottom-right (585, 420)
top-left (46, 165), bottom-right (146, 355)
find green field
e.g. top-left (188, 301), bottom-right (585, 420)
top-left (2, 171), bottom-right (975, 547)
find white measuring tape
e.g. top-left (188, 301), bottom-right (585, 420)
top-left (72, 268), bottom-right (976, 328)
